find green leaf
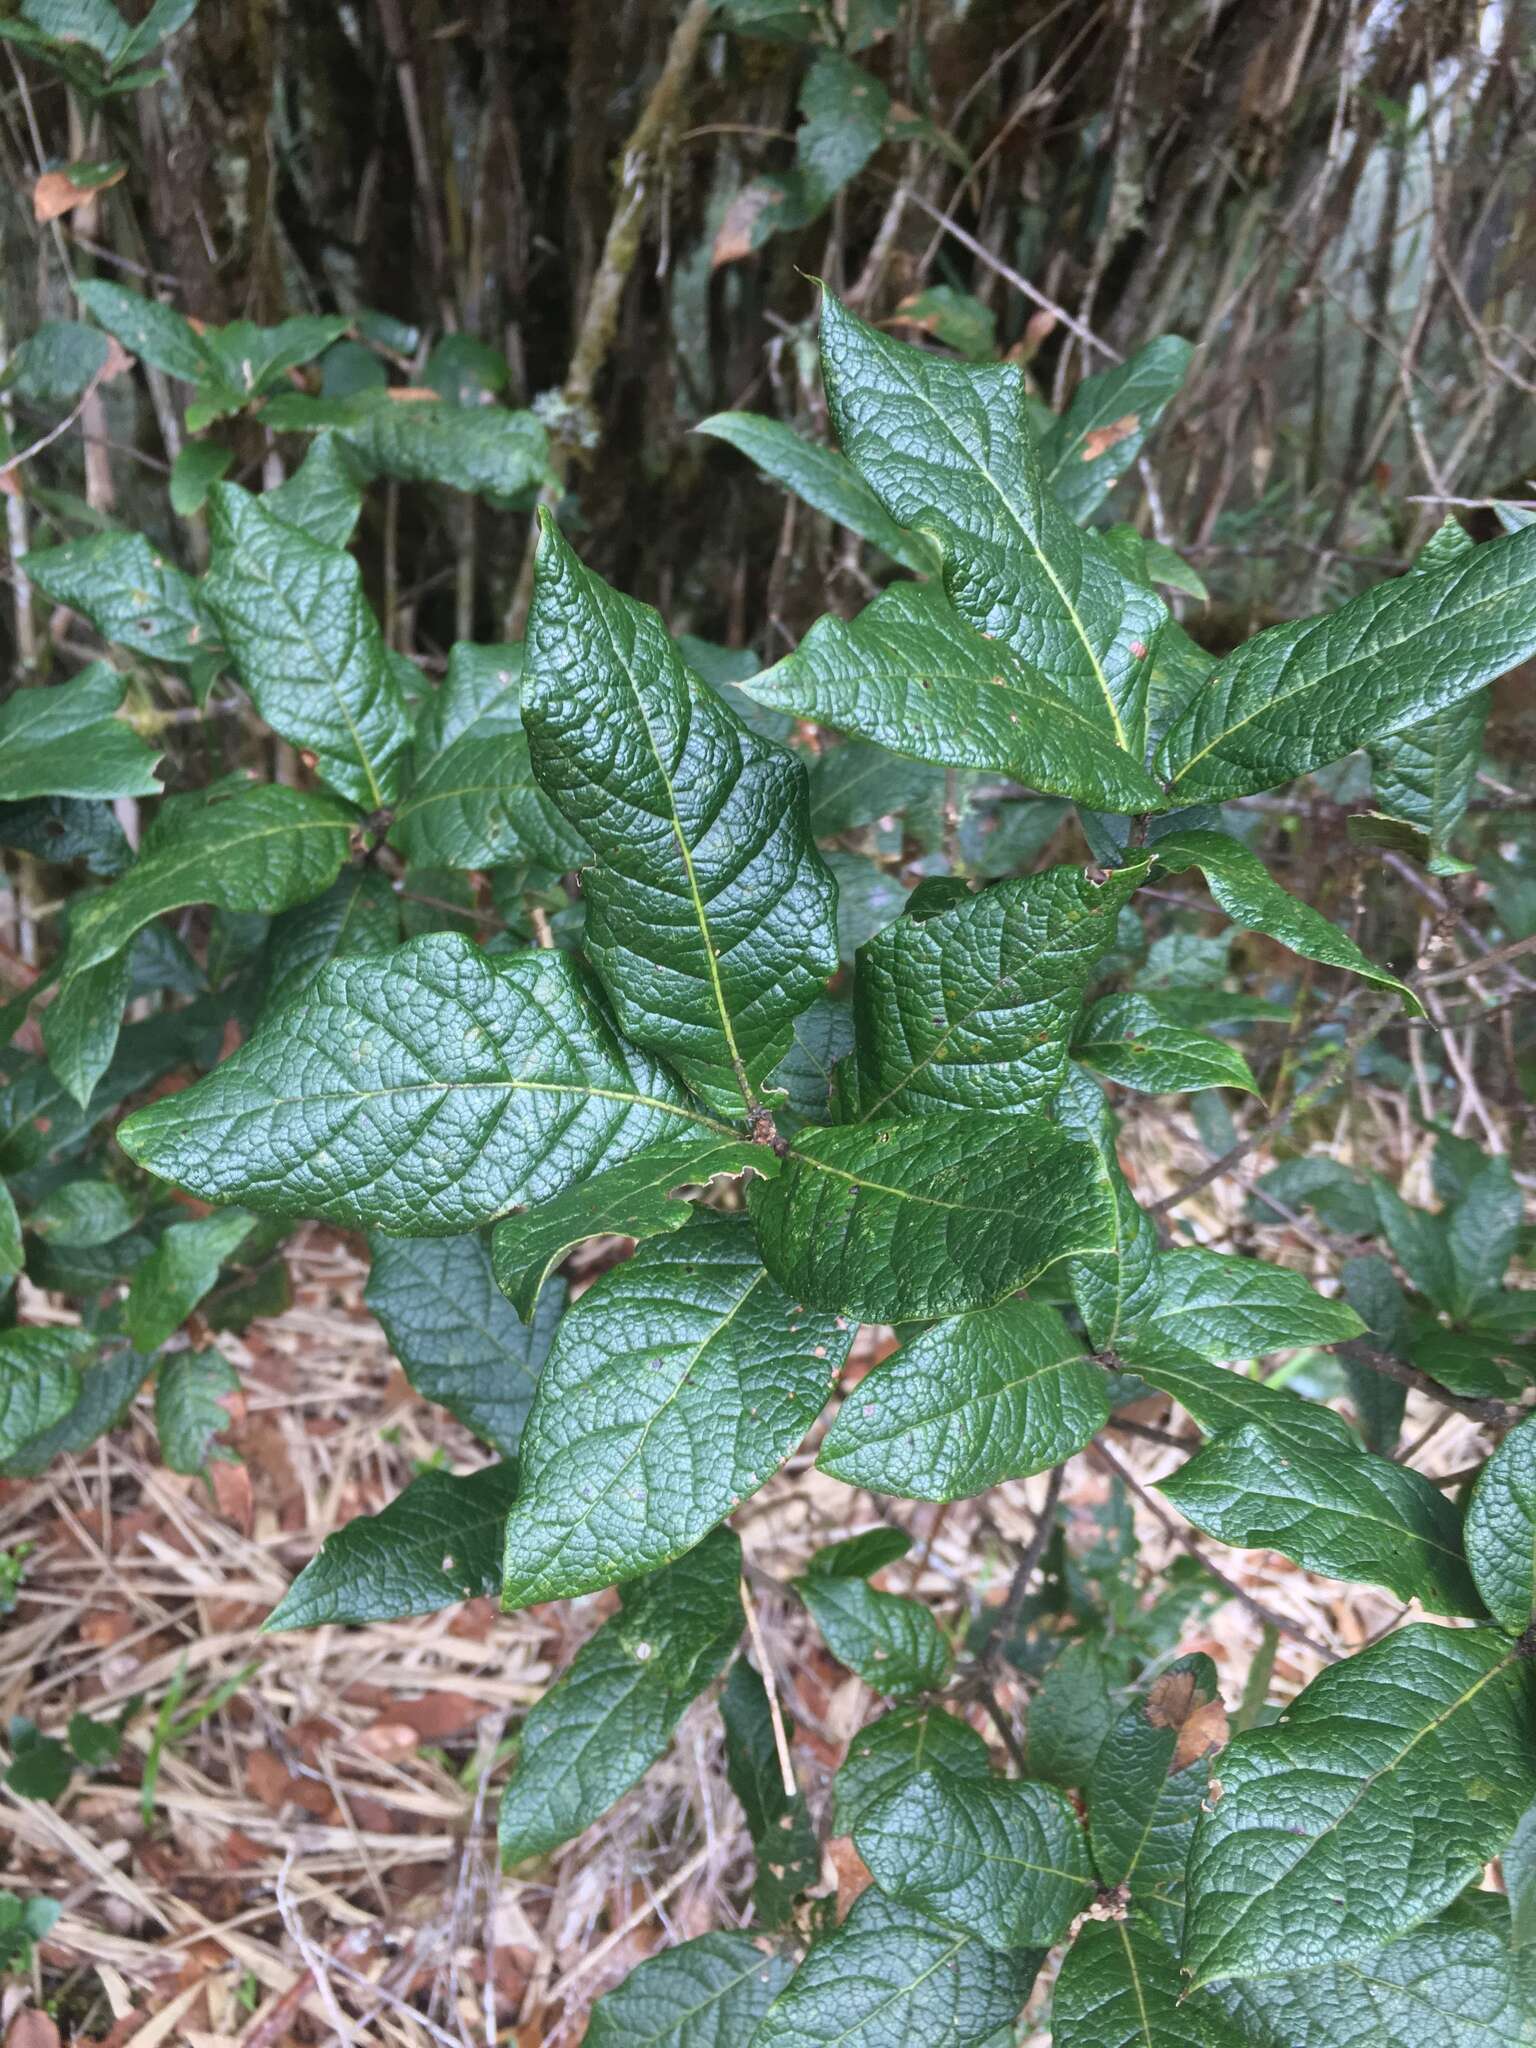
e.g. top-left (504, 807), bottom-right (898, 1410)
top-left (59, 782), bottom-right (355, 982)
top-left (1371, 691), bottom-right (1488, 859)
top-left (42, 945), bottom-right (131, 1106)
top-left (1074, 992), bottom-right (1260, 1096)
top-left (1028, 1637), bottom-right (1117, 1789)
top-left (855, 1766), bottom-right (1094, 1950)
top-left (1447, 1154), bottom-right (1522, 1317)
top-left (125, 1208), bottom-right (254, 1352)
top-left (1053, 1913), bottom-right (1227, 2048)
top-left (25, 531), bottom-right (215, 670)
top-left (264, 433), bottom-right (366, 548)
top-left (1088, 1654), bottom-right (1224, 1896)
top-left (817, 1301), bottom-right (1107, 1502)
top-left (333, 398), bottom-right (547, 507)
top-left (1508, 1803), bottom-right (1536, 1949)
top-left (1182, 1624), bottom-right (1536, 1987)
top-left (1158, 1419), bottom-right (1482, 1617)
top-left (501, 1214), bottom-right (849, 1605)
top-left (0, 1328), bottom-right (93, 1461)
top-left (118, 936), bottom-right (709, 1232)
top-left (720, 1659), bottom-right (820, 1926)
top-left (498, 1526), bottom-right (742, 1864)
top-left (3, 320), bottom-right (109, 403)
top-left (522, 519), bottom-right (838, 1114)
top-left (205, 484), bottom-right (412, 809)
top-left (5, 1720), bottom-right (73, 1802)
top-left (1057, 1064), bottom-right (1164, 1349)
top-left (833, 1701), bottom-right (993, 1834)
top-left (1040, 336), bottom-right (1193, 523)
top-left (743, 582), bottom-right (1165, 810)
top-left (0, 1180), bottom-right (20, 1285)
top-left (850, 859), bottom-right (1147, 1118)
top-left (1124, 1341), bottom-right (1354, 1450)
top-left (1152, 830), bottom-right (1422, 1013)
top-left (389, 642), bottom-right (588, 873)
top-left (196, 315), bottom-right (351, 402)
top-left (490, 1135), bottom-right (772, 1322)
top-left (1337, 1254), bottom-right (1411, 1454)
top-left (75, 278), bottom-right (211, 382)
top-left (113, 0), bottom-right (198, 66)
top-left (1217, 1904), bottom-right (1536, 2047)
top-left (1132, 1248), bottom-right (1364, 1362)
top-left (586, 1932), bottom-right (792, 2047)
top-left (154, 1347), bottom-right (240, 1476)
top-left (695, 411), bottom-right (937, 572)
top-left (894, 285), bottom-right (997, 362)
top-left (265, 1461), bottom-right (518, 1629)
top-left (819, 293), bottom-right (1166, 759)
top-left (752, 1110), bottom-right (1117, 1322)
top-left (1157, 524), bottom-right (1536, 802)
top-left (0, 668), bottom-right (161, 802)
top-left (807, 740), bottom-right (944, 835)
top-left (1465, 1411), bottom-right (1536, 1634)
top-left (0, 1341), bottom-right (154, 1476)
top-left (800, 1542), bottom-right (952, 1695)
top-left (755, 1887), bottom-right (1037, 2048)
top-left (168, 440), bottom-right (235, 516)
top-left (1371, 1177), bottom-right (1455, 1309)
top-left (364, 1232), bottom-right (562, 1457)
top-left (262, 866), bottom-right (400, 1013)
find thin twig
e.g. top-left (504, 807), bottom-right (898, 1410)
top-left (739, 1579), bottom-right (796, 1800)
top-left (978, 1464), bottom-right (1064, 1665)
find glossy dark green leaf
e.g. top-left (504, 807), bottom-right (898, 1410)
top-left (490, 1135), bottom-right (773, 1321)
top-left (1507, 1803), bottom-right (1536, 1949)
top-left (818, 1301), bottom-right (1106, 1502)
top-left (806, 739), bottom-right (945, 836)
top-left (1447, 1154), bottom-right (1522, 1317)
top-left (206, 484), bottom-right (412, 808)
top-left (1182, 1624), bottom-right (1536, 1987)
top-left (720, 1659), bottom-right (819, 1926)
top-left (1158, 1419), bottom-right (1481, 1617)
top-left (855, 1766), bottom-right (1094, 1949)
top-left (696, 410), bottom-right (937, 572)
top-left (1074, 992), bottom-right (1259, 1096)
top-left (1027, 1637), bottom-right (1117, 1790)
top-left (850, 860), bottom-right (1147, 1118)
top-left (335, 398), bottom-right (548, 508)
top-left (0, 1180), bottom-right (20, 1285)
top-left (262, 867), bottom-right (400, 1014)
top-left (1217, 1903), bottom-right (1536, 2046)
top-left (264, 432), bottom-right (365, 548)
top-left (501, 1214), bottom-right (849, 1604)
top-left (0, 1328), bottom-right (93, 1461)
top-left (42, 946), bottom-right (130, 1107)
top-left (59, 783), bottom-right (355, 984)
top-left (743, 582), bottom-right (1165, 811)
top-left (1040, 336), bottom-right (1193, 523)
top-left (800, 1556), bottom-right (952, 1695)
top-left (24, 533), bottom-right (215, 670)
top-left (1372, 692), bottom-right (1488, 860)
top-left (119, 936), bottom-right (713, 1233)
top-left (0, 668), bottom-right (162, 802)
top-left (1088, 1654), bottom-right (1224, 1897)
top-left (819, 293), bottom-right (1166, 760)
top-left (1371, 1177), bottom-right (1456, 1308)
top-left (498, 1527), bottom-right (742, 1864)
top-left (1152, 830), bottom-right (1421, 1012)
top-left (751, 1110), bottom-right (1117, 1322)
top-left (364, 1232), bottom-right (563, 1456)
top-left (1124, 1340), bottom-right (1353, 1450)
top-left (124, 1208), bottom-right (254, 1352)
top-left (1053, 1912), bottom-right (1229, 2048)
top-left (265, 1461), bottom-right (519, 1629)
top-left (1465, 1411), bottom-right (1536, 1634)
top-left (154, 1347), bottom-right (240, 1476)
top-left (1056, 1064), bottom-right (1164, 1348)
top-left (833, 1701), bottom-right (993, 1835)
top-left (1131, 1248), bottom-right (1364, 1362)
top-left (0, 1341), bottom-right (155, 1478)
top-left (1338, 1255), bottom-right (1411, 1454)
top-left (585, 1931), bottom-right (792, 2048)
top-left (74, 277), bottom-right (211, 381)
top-left (750, 1887), bottom-right (1039, 2048)
top-left (522, 518), bottom-right (838, 1114)
top-left (1157, 524), bottom-right (1536, 802)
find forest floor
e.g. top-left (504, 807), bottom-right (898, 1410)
top-left (0, 1097), bottom-right (1489, 2048)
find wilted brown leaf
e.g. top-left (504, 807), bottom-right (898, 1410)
top-left (32, 163), bottom-right (126, 223)
top-left (1080, 412), bottom-right (1140, 461)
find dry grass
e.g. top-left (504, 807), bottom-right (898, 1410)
top-left (0, 1093), bottom-right (1503, 2044)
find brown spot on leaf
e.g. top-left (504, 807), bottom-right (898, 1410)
top-left (1081, 413), bottom-right (1140, 461)
top-left (1145, 1667), bottom-right (1229, 1769)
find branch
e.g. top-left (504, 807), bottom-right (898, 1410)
top-left (1331, 1339), bottom-right (1517, 1428)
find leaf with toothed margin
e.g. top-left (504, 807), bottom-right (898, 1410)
top-left (0, 667), bottom-right (163, 802)
top-left (1465, 1410), bottom-right (1536, 1634)
top-left (489, 1135), bottom-right (776, 1322)
top-left (1040, 334), bottom-right (1194, 524)
top-left (1181, 1624), bottom-right (1536, 1988)
top-left (521, 516), bottom-right (839, 1116)
top-left (1055, 1064), bottom-right (1163, 1349)
top-left (1073, 992), bottom-right (1260, 1097)
top-left (750, 1110), bottom-right (1117, 1323)
top-left (1156, 523), bottom-right (1536, 803)
top-left (0, 1328), bottom-right (94, 1463)
top-left (849, 859), bottom-right (1148, 1119)
top-left (584, 1931), bottom-right (793, 2048)
top-left (817, 1301), bottom-right (1107, 1502)
top-left (497, 1526), bottom-right (742, 1865)
top-left (832, 1701), bottom-right (994, 1836)
top-left (740, 582), bottom-right (1164, 811)
top-left (817, 291), bottom-right (1167, 761)
top-left (117, 935), bottom-right (713, 1235)
top-left (854, 1766), bottom-right (1095, 1951)
top-left (1053, 1912), bottom-right (1236, 2048)
top-left (264, 1461), bottom-right (519, 1629)
top-left (749, 1888), bottom-right (1041, 2048)
top-left (500, 1214), bottom-right (850, 1606)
